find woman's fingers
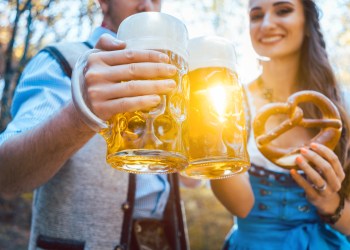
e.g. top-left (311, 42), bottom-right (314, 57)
top-left (290, 168), bottom-right (319, 199)
top-left (295, 156), bottom-right (328, 194)
top-left (310, 143), bottom-right (345, 181)
top-left (300, 147), bottom-right (341, 192)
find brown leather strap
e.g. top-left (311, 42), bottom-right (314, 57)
top-left (41, 41), bottom-right (92, 78)
top-left (164, 173), bottom-right (189, 250)
top-left (36, 235), bottom-right (85, 250)
top-left (119, 174), bottom-right (136, 250)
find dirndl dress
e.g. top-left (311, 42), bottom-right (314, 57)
top-left (223, 164), bottom-right (350, 250)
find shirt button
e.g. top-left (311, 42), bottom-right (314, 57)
top-left (259, 179), bottom-right (272, 186)
top-left (298, 205), bottom-right (310, 213)
top-left (281, 199), bottom-right (287, 206)
top-left (260, 189), bottom-right (272, 196)
top-left (135, 223), bottom-right (142, 233)
top-left (258, 203), bottom-right (268, 211)
top-left (121, 202), bottom-right (130, 211)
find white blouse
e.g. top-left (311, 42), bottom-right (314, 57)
top-left (244, 85), bottom-right (290, 173)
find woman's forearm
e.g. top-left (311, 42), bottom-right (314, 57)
top-left (211, 173), bottom-right (254, 218)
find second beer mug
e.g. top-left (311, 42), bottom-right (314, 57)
top-left (73, 12), bottom-right (190, 174)
top-left (182, 36), bottom-right (250, 179)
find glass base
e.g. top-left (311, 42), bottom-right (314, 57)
top-left (107, 149), bottom-right (188, 174)
top-left (182, 158), bottom-right (250, 179)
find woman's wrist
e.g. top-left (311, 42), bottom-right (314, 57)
top-left (317, 193), bottom-right (340, 215)
top-left (318, 193), bottom-right (345, 225)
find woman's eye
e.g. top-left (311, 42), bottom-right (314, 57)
top-left (250, 13), bottom-right (264, 21)
top-left (276, 8), bottom-right (293, 16)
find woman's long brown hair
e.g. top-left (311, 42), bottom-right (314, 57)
top-left (299, 0), bottom-right (350, 198)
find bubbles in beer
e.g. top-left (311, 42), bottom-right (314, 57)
top-left (104, 50), bottom-right (189, 173)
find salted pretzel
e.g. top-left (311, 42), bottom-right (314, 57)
top-left (253, 90), bottom-right (342, 169)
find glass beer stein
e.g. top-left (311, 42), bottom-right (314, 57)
top-left (182, 36), bottom-right (250, 179)
top-left (72, 12), bottom-right (189, 174)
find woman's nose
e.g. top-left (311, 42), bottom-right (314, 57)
top-left (261, 13), bottom-right (277, 30)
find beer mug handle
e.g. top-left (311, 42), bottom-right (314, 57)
top-left (71, 49), bottom-right (108, 132)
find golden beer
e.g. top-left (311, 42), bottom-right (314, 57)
top-left (100, 13), bottom-right (190, 173)
top-left (182, 36), bottom-right (250, 179)
top-left (100, 50), bottom-right (189, 173)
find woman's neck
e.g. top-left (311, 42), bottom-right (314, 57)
top-left (260, 54), bottom-right (300, 100)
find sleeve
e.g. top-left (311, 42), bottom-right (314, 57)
top-left (0, 51), bottom-right (72, 145)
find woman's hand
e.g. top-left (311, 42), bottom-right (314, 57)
top-left (84, 34), bottom-right (177, 121)
top-left (290, 142), bottom-right (345, 215)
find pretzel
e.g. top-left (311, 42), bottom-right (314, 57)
top-left (253, 90), bottom-right (342, 169)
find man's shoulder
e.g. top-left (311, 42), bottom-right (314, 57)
top-left (40, 41), bottom-right (92, 78)
top-left (42, 41), bottom-right (92, 53)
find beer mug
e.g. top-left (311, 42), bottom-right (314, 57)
top-left (72, 12), bottom-right (189, 174)
top-left (182, 36), bottom-right (250, 179)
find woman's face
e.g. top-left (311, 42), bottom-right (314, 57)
top-left (248, 0), bottom-right (306, 60)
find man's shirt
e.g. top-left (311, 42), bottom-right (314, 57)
top-left (0, 26), bottom-right (170, 219)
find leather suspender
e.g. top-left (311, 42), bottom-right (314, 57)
top-left (41, 41), bottom-right (92, 78)
top-left (119, 174), bottom-right (136, 249)
top-left (43, 43), bottom-right (188, 250)
top-left (165, 174), bottom-right (189, 250)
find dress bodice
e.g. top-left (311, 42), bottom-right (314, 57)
top-left (224, 85), bottom-right (350, 250)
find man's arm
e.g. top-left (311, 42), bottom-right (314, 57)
top-left (0, 34), bottom-right (177, 196)
top-left (0, 103), bottom-right (94, 196)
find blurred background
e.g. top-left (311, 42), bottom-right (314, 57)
top-left (1, 0), bottom-right (350, 249)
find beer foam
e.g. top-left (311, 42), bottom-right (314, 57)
top-left (117, 12), bottom-right (189, 61)
top-left (188, 36), bottom-right (237, 71)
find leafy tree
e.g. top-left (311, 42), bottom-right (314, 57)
top-left (0, 0), bottom-right (99, 132)
top-left (0, 1), bottom-right (99, 248)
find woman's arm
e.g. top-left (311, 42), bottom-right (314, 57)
top-left (211, 173), bottom-right (254, 218)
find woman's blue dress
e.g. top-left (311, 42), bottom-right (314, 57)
top-left (224, 87), bottom-right (350, 249)
top-left (223, 164), bottom-right (350, 250)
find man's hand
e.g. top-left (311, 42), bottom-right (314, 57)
top-left (84, 34), bottom-right (177, 121)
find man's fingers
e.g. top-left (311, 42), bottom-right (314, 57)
top-left (110, 62), bottom-right (177, 81)
top-left (85, 80), bottom-right (175, 104)
top-left (103, 80), bottom-right (176, 99)
top-left (85, 62), bottom-right (177, 85)
top-left (94, 33), bottom-right (126, 51)
top-left (97, 49), bottom-right (170, 66)
top-left (92, 95), bottom-right (161, 120)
